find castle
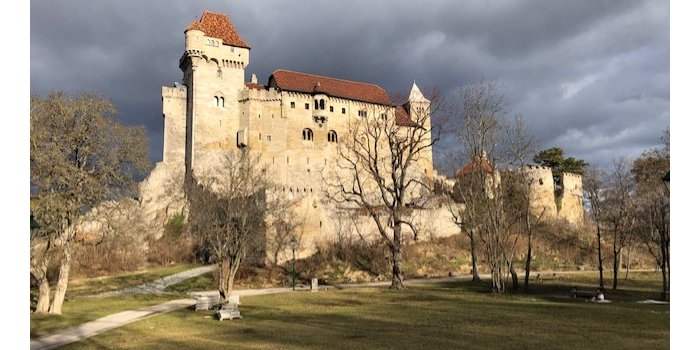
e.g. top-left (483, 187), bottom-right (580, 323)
top-left (139, 11), bottom-right (583, 260)
top-left (455, 157), bottom-right (584, 225)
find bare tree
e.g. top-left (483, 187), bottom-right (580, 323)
top-left (452, 82), bottom-right (526, 293)
top-left (187, 149), bottom-right (269, 301)
top-left (503, 114), bottom-right (541, 291)
top-left (631, 134), bottom-right (670, 300)
top-left (30, 93), bottom-right (150, 314)
top-left (603, 159), bottom-right (635, 290)
top-left (268, 198), bottom-right (304, 268)
top-left (327, 92), bottom-right (439, 289)
top-left (583, 167), bottom-right (607, 290)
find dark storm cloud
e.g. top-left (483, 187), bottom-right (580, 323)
top-left (31, 0), bottom-right (669, 171)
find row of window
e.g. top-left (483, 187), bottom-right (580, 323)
top-left (302, 128), bottom-right (338, 143)
top-left (206, 38), bottom-right (220, 47)
top-left (290, 101), bottom-right (348, 114)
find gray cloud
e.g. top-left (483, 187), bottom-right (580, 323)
top-left (31, 0), bottom-right (669, 171)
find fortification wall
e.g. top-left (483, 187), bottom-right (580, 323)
top-left (523, 165), bottom-right (558, 220)
top-left (162, 84), bottom-right (187, 166)
top-left (558, 172), bottom-right (584, 225)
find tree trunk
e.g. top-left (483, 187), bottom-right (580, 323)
top-left (660, 240), bottom-right (669, 301)
top-left (390, 223), bottom-right (404, 290)
top-left (624, 246), bottom-right (631, 280)
top-left (491, 262), bottom-right (503, 293)
top-left (218, 257), bottom-right (240, 302)
top-left (509, 263), bottom-right (518, 291)
top-left (596, 223), bottom-right (604, 290)
top-left (469, 231), bottom-right (480, 282)
top-left (612, 250), bottom-right (619, 290)
top-left (35, 277), bottom-right (51, 313)
top-left (49, 246), bottom-right (72, 315)
top-left (32, 258), bottom-right (51, 313)
top-left (524, 213), bottom-right (533, 291)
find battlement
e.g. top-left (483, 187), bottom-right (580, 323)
top-left (240, 86), bottom-right (282, 103)
top-left (561, 171), bottom-right (582, 179)
top-left (525, 164), bottom-right (552, 171)
top-left (162, 83), bottom-right (187, 98)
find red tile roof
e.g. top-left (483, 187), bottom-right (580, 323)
top-left (394, 105), bottom-right (419, 127)
top-left (186, 11), bottom-right (250, 49)
top-left (456, 159), bottom-right (494, 177)
top-left (268, 69), bottom-right (392, 105)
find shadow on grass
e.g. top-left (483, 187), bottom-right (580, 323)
top-left (62, 274), bottom-right (669, 350)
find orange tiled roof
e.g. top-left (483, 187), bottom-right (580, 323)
top-left (456, 159), bottom-right (494, 177)
top-left (394, 105), bottom-right (419, 127)
top-left (186, 11), bottom-right (250, 49)
top-left (269, 69), bottom-right (392, 106)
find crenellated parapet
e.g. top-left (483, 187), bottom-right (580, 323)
top-left (519, 165), bottom-right (584, 225)
top-left (240, 86), bottom-right (282, 103)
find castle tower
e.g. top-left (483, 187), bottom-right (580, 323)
top-left (175, 11), bottom-right (251, 179)
top-left (403, 82), bottom-right (434, 178)
top-left (523, 165), bottom-right (558, 221)
top-left (558, 172), bottom-right (584, 225)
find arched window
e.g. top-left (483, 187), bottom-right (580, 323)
top-left (320, 99), bottom-right (325, 110)
top-left (302, 128), bottom-right (314, 141)
top-left (328, 130), bottom-right (338, 143)
top-left (214, 96), bottom-right (225, 108)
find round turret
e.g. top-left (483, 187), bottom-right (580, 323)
top-left (185, 27), bottom-right (204, 51)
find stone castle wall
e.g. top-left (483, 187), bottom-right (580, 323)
top-left (558, 172), bottom-right (584, 225)
top-left (522, 165), bottom-right (583, 226)
top-left (524, 165), bottom-right (558, 221)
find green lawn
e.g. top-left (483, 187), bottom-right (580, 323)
top-left (67, 263), bottom-right (198, 297)
top-left (63, 272), bottom-right (669, 350)
top-left (31, 263), bottom-right (200, 338)
top-left (30, 294), bottom-right (175, 338)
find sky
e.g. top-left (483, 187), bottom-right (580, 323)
top-left (30, 0), bottom-right (669, 173)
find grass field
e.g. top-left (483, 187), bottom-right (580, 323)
top-left (30, 294), bottom-right (175, 338)
top-left (61, 272), bottom-right (668, 350)
top-left (31, 263), bottom-right (198, 338)
top-left (67, 263), bottom-right (198, 297)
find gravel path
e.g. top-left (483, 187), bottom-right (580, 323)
top-left (91, 264), bottom-right (216, 298)
top-left (30, 299), bottom-right (195, 350)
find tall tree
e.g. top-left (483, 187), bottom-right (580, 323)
top-left (450, 81), bottom-right (527, 293)
top-left (30, 93), bottom-right (150, 314)
top-left (187, 150), bottom-right (271, 301)
top-left (328, 91), bottom-right (439, 289)
top-left (583, 167), bottom-right (607, 290)
top-left (631, 130), bottom-right (670, 300)
top-left (603, 159), bottom-right (635, 290)
top-left (503, 115), bottom-right (541, 291)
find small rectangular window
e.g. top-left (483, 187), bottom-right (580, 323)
top-left (342, 107), bottom-right (346, 114)
top-left (305, 103), bottom-right (310, 110)
top-left (330, 106), bottom-right (334, 112)
top-left (267, 135), bottom-right (272, 142)
top-left (290, 101), bottom-right (295, 108)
